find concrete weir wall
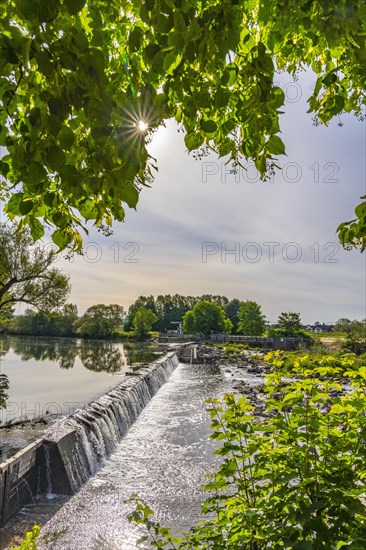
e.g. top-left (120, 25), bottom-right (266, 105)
top-left (0, 439), bottom-right (46, 527)
top-left (0, 352), bottom-right (179, 527)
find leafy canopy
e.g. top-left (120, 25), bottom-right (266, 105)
top-left (182, 300), bottom-right (232, 336)
top-left (224, 298), bottom-right (242, 333)
top-left (1, 1), bottom-right (365, 249)
top-left (124, 294), bottom-right (230, 331)
top-left (12, 303), bottom-right (78, 337)
top-left (237, 299), bottom-right (266, 335)
top-left (278, 311), bottom-right (303, 335)
top-left (268, 311), bottom-right (306, 337)
top-left (0, 222), bottom-right (70, 311)
top-left (78, 303), bottom-right (124, 338)
top-left (133, 306), bottom-right (158, 340)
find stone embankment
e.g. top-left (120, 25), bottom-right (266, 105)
top-left (180, 343), bottom-right (350, 422)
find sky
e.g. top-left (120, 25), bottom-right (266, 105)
top-left (5, 72), bottom-right (366, 324)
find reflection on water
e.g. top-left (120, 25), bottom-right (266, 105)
top-left (5, 338), bottom-right (119, 373)
top-left (79, 343), bottom-right (124, 373)
top-left (0, 336), bottom-right (161, 373)
top-left (0, 336), bottom-right (163, 427)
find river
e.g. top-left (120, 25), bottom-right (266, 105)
top-left (37, 362), bottom-right (234, 549)
top-left (0, 336), bottom-right (162, 461)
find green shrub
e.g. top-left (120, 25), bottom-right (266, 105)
top-left (13, 526), bottom-right (40, 550)
top-left (115, 329), bottom-right (136, 339)
top-left (129, 351), bottom-right (366, 548)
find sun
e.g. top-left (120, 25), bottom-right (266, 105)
top-left (137, 120), bottom-right (148, 132)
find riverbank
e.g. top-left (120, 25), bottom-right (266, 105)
top-left (1, 348), bottom-right (266, 548)
top-left (3, 345), bottom-right (362, 547)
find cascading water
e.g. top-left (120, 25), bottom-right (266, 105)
top-left (38, 359), bottom-right (249, 550)
top-left (42, 353), bottom-right (179, 496)
top-left (1, 350), bottom-right (265, 547)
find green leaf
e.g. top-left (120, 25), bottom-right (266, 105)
top-left (129, 27), bottom-right (144, 52)
top-left (45, 146), bottom-right (66, 171)
top-left (331, 94), bottom-right (345, 115)
top-left (79, 199), bottom-right (99, 220)
top-left (28, 107), bottom-right (41, 126)
top-left (201, 120), bottom-right (218, 134)
top-left (255, 154), bottom-right (267, 175)
top-left (322, 72), bottom-right (337, 86)
top-left (64, 0), bottom-right (86, 15)
top-left (221, 64), bottom-right (238, 87)
top-left (355, 202), bottom-right (366, 219)
top-left (15, 0), bottom-right (41, 21)
top-left (184, 131), bottom-right (204, 151)
top-left (167, 32), bottom-right (185, 49)
top-left (19, 198), bottom-right (34, 215)
top-left (122, 184), bottom-right (139, 209)
top-left (27, 161), bottom-right (47, 184)
top-left (58, 126), bottom-right (75, 150)
top-left (35, 51), bottom-right (53, 76)
top-left (59, 164), bottom-right (80, 186)
top-left (41, 0), bottom-right (60, 21)
top-left (73, 28), bottom-right (89, 50)
top-left (358, 366), bottom-right (366, 380)
top-left (311, 59), bottom-right (322, 74)
top-left (144, 44), bottom-right (161, 60)
top-left (52, 228), bottom-right (73, 250)
top-left (266, 135), bottom-right (286, 155)
top-left (5, 193), bottom-right (23, 215)
top-left (163, 52), bottom-right (181, 73)
top-left (48, 99), bottom-right (69, 121)
top-left (17, 0), bottom-right (59, 22)
top-left (214, 88), bottom-right (230, 109)
top-left (0, 126), bottom-right (8, 146)
top-left (0, 160), bottom-right (10, 177)
top-left (47, 115), bottom-right (63, 136)
top-left (174, 11), bottom-right (186, 34)
top-left (44, 192), bottom-right (56, 207)
top-left (270, 87), bottom-right (285, 109)
top-left (52, 211), bottom-right (69, 227)
top-left (29, 217), bottom-right (45, 240)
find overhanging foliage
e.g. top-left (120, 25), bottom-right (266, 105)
top-left (1, 0), bottom-right (365, 249)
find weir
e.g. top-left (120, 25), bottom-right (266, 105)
top-left (0, 352), bottom-right (179, 527)
top-left (39, 360), bottom-right (235, 549)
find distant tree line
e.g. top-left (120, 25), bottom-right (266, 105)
top-left (6, 304), bottom-right (125, 340)
top-left (123, 294), bottom-right (231, 332)
top-left (2, 224), bottom-right (362, 345)
top-left (2, 291), bottom-right (365, 349)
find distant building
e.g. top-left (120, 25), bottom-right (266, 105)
top-left (304, 324), bottom-right (334, 333)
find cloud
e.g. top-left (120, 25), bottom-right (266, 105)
top-left (5, 72), bottom-right (365, 323)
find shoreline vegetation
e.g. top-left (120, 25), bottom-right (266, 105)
top-left (7, 344), bottom-right (366, 548)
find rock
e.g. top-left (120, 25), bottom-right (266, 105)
top-left (247, 366), bottom-right (262, 374)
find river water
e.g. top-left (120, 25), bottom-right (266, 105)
top-left (0, 337), bottom-right (162, 461)
top-left (38, 362), bottom-right (236, 549)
